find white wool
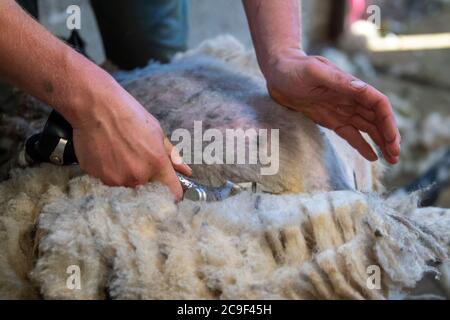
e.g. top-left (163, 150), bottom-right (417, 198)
top-left (0, 166), bottom-right (447, 300)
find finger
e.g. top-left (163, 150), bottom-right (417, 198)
top-left (163, 137), bottom-right (192, 176)
top-left (356, 105), bottom-right (376, 122)
top-left (335, 104), bottom-right (356, 117)
top-left (385, 118), bottom-right (401, 158)
top-left (311, 65), bottom-right (400, 158)
top-left (353, 88), bottom-right (400, 159)
top-left (317, 94), bottom-right (376, 123)
top-left (153, 160), bottom-right (184, 202)
top-left (358, 88), bottom-right (400, 157)
top-left (350, 85), bottom-right (400, 157)
top-left (351, 114), bottom-right (398, 164)
top-left (386, 133), bottom-right (401, 164)
top-left (335, 125), bottom-right (378, 161)
top-left (351, 115), bottom-right (383, 147)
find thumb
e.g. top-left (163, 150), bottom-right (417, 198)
top-left (153, 161), bottom-right (184, 202)
top-left (163, 137), bottom-right (192, 176)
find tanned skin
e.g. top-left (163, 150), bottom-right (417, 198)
top-left (243, 0), bottom-right (400, 164)
top-left (0, 0), bottom-right (400, 199)
top-left (0, 0), bottom-right (191, 200)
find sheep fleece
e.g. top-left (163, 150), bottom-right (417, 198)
top-left (0, 165), bottom-right (447, 299)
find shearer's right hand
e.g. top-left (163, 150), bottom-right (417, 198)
top-left (71, 79), bottom-right (191, 201)
top-left (0, 1), bottom-right (191, 200)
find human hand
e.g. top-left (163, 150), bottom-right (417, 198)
top-left (264, 48), bottom-right (401, 164)
top-left (71, 81), bottom-right (191, 201)
top-left (0, 1), bottom-right (188, 199)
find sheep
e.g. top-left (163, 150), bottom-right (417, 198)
top-left (0, 36), bottom-right (448, 299)
top-left (116, 35), bottom-right (382, 195)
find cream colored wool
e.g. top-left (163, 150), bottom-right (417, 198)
top-left (0, 166), bottom-right (447, 299)
top-left (0, 166), bottom-right (77, 299)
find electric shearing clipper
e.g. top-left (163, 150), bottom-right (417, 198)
top-left (21, 110), bottom-right (267, 201)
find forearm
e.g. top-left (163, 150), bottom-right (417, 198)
top-left (0, 0), bottom-right (116, 126)
top-left (242, 0), bottom-right (304, 77)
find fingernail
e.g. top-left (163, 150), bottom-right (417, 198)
top-left (369, 152), bottom-right (378, 161)
top-left (390, 156), bottom-right (399, 165)
top-left (170, 147), bottom-right (184, 165)
top-left (350, 80), bottom-right (367, 89)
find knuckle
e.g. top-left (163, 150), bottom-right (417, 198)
top-left (333, 71), bottom-right (346, 85)
top-left (380, 93), bottom-right (389, 102)
top-left (303, 62), bottom-right (319, 76)
top-left (378, 94), bottom-right (390, 106)
top-left (149, 155), bottom-right (166, 172)
top-left (106, 175), bottom-right (124, 186)
top-left (371, 95), bottom-right (387, 110)
top-left (126, 170), bottom-right (148, 187)
top-left (148, 123), bottom-right (164, 138)
top-left (92, 167), bottom-right (119, 186)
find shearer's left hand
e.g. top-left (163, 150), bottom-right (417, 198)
top-left (264, 48), bottom-right (401, 164)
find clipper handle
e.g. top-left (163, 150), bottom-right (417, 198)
top-left (25, 110), bottom-right (77, 165)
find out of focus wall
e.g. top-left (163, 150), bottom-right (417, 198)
top-left (36, 0), bottom-right (320, 64)
top-left (38, 0), bottom-right (103, 62)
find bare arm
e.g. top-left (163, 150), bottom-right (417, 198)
top-left (242, 0), bottom-right (303, 76)
top-left (243, 0), bottom-right (401, 164)
top-left (0, 0), bottom-right (100, 125)
top-left (0, 0), bottom-right (190, 198)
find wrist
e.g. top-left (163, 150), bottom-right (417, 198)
top-left (261, 46), bottom-right (307, 84)
top-left (56, 48), bottom-right (119, 128)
